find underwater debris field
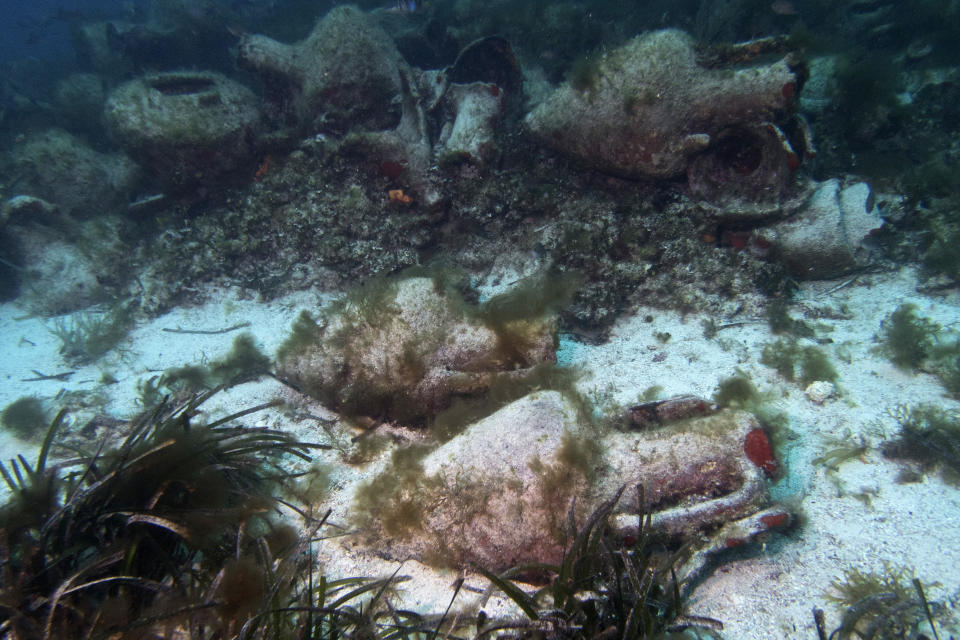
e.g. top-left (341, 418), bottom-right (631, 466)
top-left (2, 0), bottom-right (960, 637)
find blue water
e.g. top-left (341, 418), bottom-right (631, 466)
top-left (0, 0), bottom-right (149, 62)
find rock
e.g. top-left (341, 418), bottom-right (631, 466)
top-left (1, 195), bottom-right (58, 230)
top-left (73, 2), bottom-right (238, 77)
top-left (7, 225), bottom-right (106, 314)
top-left (52, 73), bottom-right (107, 137)
top-left (8, 129), bottom-right (140, 219)
top-left (760, 179), bottom-right (883, 278)
top-left (276, 276), bottom-right (556, 423)
top-left (103, 71), bottom-right (261, 189)
top-left (799, 56), bottom-right (837, 115)
top-left (237, 6), bottom-right (408, 134)
top-left (0, 196), bottom-right (88, 309)
top-left (524, 29), bottom-right (800, 199)
top-left (72, 21), bottom-right (133, 78)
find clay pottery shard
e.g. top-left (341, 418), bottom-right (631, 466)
top-left (237, 6), bottom-right (407, 134)
top-left (627, 395), bottom-right (719, 429)
top-left (599, 408), bottom-right (772, 542)
top-left (448, 36), bottom-right (523, 119)
top-left (103, 71), bottom-right (261, 187)
top-left (525, 29), bottom-right (796, 180)
top-left (686, 122), bottom-right (800, 217)
top-left (437, 81), bottom-right (506, 166)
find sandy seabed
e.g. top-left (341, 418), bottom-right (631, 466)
top-left (1, 265), bottom-right (958, 639)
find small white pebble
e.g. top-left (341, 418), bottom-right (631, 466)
top-left (804, 380), bottom-right (835, 404)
